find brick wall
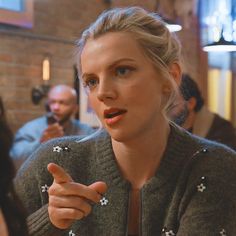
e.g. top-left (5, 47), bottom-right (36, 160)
top-left (0, 0), bottom-right (205, 132)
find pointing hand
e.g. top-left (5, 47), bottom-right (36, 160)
top-left (47, 163), bottom-right (107, 229)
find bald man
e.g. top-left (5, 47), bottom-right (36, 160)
top-left (10, 85), bottom-right (94, 170)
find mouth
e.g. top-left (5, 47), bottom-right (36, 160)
top-left (104, 108), bottom-right (127, 119)
top-left (103, 108), bottom-right (127, 125)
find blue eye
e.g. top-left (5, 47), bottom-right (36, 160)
top-left (116, 67), bottom-right (132, 77)
top-left (83, 78), bottom-right (98, 91)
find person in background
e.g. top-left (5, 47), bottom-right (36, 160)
top-left (10, 84), bottom-right (95, 170)
top-left (0, 97), bottom-right (29, 236)
top-left (170, 74), bottom-right (236, 150)
top-left (15, 7), bottom-right (236, 236)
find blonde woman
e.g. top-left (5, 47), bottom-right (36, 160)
top-left (15, 7), bottom-right (236, 236)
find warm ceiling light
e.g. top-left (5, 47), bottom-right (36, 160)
top-left (42, 57), bottom-right (50, 81)
top-left (162, 17), bottom-right (182, 32)
top-left (165, 23), bottom-right (182, 32)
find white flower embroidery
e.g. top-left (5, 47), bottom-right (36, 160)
top-left (41, 184), bottom-right (49, 192)
top-left (165, 230), bottom-right (175, 236)
top-left (197, 183), bottom-right (206, 192)
top-left (202, 148), bottom-right (208, 153)
top-left (69, 230), bottom-right (75, 236)
top-left (220, 229), bottom-right (227, 236)
top-left (100, 197), bottom-right (109, 206)
top-left (64, 146), bottom-right (69, 151)
top-left (53, 146), bottom-right (63, 152)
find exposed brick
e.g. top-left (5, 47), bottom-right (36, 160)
top-left (0, 0), bottom-right (204, 133)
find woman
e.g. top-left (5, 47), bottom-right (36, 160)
top-left (15, 7), bottom-right (236, 236)
top-left (0, 97), bottom-right (29, 236)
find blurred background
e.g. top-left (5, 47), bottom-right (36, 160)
top-left (0, 0), bottom-right (235, 132)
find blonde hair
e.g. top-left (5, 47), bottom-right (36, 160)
top-left (76, 6), bottom-right (182, 114)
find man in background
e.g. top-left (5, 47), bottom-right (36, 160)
top-left (170, 74), bottom-right (236, 150)
top-left (10, 84), bottom-right (94, 170)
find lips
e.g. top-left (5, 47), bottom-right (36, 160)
top-left (104, 108), bottom-right (127, 119)
top-left (103, 108), bottom-right (127, 125)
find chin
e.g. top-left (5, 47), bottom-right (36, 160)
top-left (106, 127), bottom-right (123, 140)
top-left (107, 128), bottom-right (135, 143)
top-left (59, 116), bottom-right (71, 124)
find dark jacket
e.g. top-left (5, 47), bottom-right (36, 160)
top-left (206, 114), bottom-right (236, 150)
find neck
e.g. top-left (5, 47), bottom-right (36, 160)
top-left (182, 111), bottom-right (196, 131)
top-left (112, 120), bottom-right (170, 189)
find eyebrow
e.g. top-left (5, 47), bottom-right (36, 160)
top-left (107, 58), bottom-right (136, 69)
top-left (81, 58), bottom-right (135, 80)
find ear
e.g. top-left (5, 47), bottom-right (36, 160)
top-left (73, 104), bottom-right (79, 114)
top-left (187, 97), bottom-right (197, 111)
top-left (161, 63), bottom-right (182, 94)
top-left (169, 63), bottom-right (182, 86)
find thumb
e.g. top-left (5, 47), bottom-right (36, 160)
top-left (89, 181), bottom-right (107, 195)
top-left (47, 163), bottom-right (73, 184)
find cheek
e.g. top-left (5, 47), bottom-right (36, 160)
top-left (88, 95), bottom-right (99, 113)
top-left (63, 106), bottom-right (74, 114)
top-left (137, 83), bottom-right (162, 106)
top-left (49, 104), bottom-right (55, 111)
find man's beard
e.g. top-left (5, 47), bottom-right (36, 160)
top-left (171, 102), bottom-right (189, 126)
top-left (57, 112), bottom-right (73, 125)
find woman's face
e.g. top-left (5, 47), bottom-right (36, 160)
top-left (80, 32), bottom-right (167, 142)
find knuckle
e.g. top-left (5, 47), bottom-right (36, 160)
top-left (76, 198), bottom-right (92, 217)
top-left (48, 195), bottom-right (57, 206)
top-left (48, 185), bottom-right (56, 195)
top-left (48, 206), bottom-right (57, 218)
top-left (70, 209), bottom-right (83, 219)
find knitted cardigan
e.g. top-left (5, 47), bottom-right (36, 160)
top-left (15, 123), bottom-right (236, 236)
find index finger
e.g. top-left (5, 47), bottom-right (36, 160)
top-left (47, 163), bottom-right (73, 184)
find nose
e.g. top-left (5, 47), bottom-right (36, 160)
top-left (97, 78), bottom-right (117, 102)
top-left (50, 102), bottom-right (60, 111)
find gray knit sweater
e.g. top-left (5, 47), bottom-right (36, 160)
top-left (15, 123), bottom-right (236, 236)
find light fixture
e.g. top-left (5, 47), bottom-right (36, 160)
top-left (164, 18), bottom-right (182, 32)
top-left (161, 17), bottom-right (182, 32)
top-left (165, 23), bottom-right (182, 32)
top-left (42, 57), bottom-right (50, 82)
top-left (203, 35), bottom-right (236, 52)
top-left (31, 56), bottom-right (51, 105)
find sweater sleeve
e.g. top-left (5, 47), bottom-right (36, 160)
top-left (177, 149), bottom-right (236, 236)
top-left (14, 141), bottom-right (66, 236)
top-left (27, 204), bottom-right (64, 236)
